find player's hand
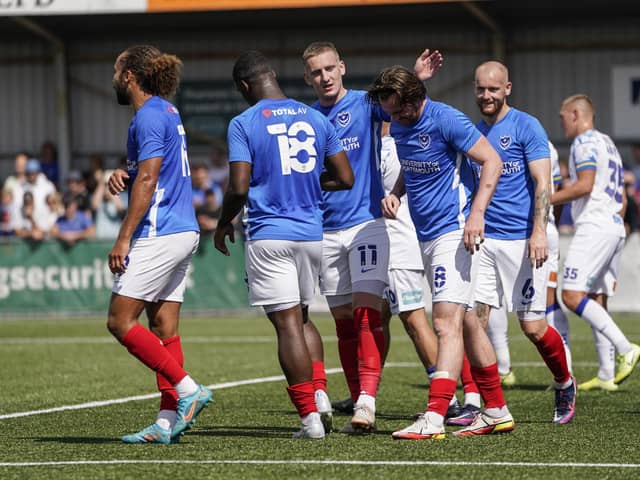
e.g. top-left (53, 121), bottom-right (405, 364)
top-left (107, 169), bottom-right (130, 195)
top-left (108, 238), bottom-right (130, 274)
top-left (414, 49), bottom-right (443, 81)
top-left (381, 194), bottom-right (400, 219)
top-left (528, 228), bottom-right (548, 269)
top-left (214, 223), bottom-right (235, 256)
top-left (464, 210), bottom-right (485, 254)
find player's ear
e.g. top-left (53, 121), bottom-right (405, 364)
top-left (505, 81), bottom-right (512, 96)
top-left (339, 60), bottom-right (346, 75)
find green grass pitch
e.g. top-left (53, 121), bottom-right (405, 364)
top-left (0, 312), bottom-right (639, 479)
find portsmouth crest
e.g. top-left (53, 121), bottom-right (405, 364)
top-left (337, 111), bottom-right (351, 127)
top-left (419, 132), bottom-right (431, 150)
top-left (499, 135), bottom-right (512, 150)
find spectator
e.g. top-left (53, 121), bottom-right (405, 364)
top-left (86, 153), bottom-right (106, 195)
top-left (13, 191), bottom-right (46, 241)
top-left (3, 152), bottom-right (29, 195)
top-left (39, 140), bottom-right (60, 186)
top-left (41, 192), bottom-right (63, 234)
top-left (11, 158), bottom-right (56, 233)
top-left (64, 170), bottom-right (92, 217)
top-left (195, 188), bottom-right (220, 237)
top-left (191, 162), bottom-right (222, 208)
top-left (50, 195), bottom-right (95, 247)
top-left (208, 142), bottom-right (229, 192)
top-left (1, 188), bottom-right (15, 236)
top-left (92, 169), bottom-right (127, 239)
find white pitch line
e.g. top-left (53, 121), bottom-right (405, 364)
top-left (0, 361), bottom-right (598, 421)
top-left (0, 459), bottom-right (638, 469)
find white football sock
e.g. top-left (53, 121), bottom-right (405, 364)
top-left (487, 307), bottom-right (511, 375)
top-left (175, 375), bottom-right (199, 398)
top-left (579, 299), bottom-right (631, 354)
top-left (592, 327), bottom-right (615, 381)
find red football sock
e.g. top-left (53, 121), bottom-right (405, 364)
top-left (312, 361), bottom-right (327, 393)
top-left (121, 324), bottom-right (187, 386)
top-left (355, 306), bottom-right (383, 397)
top-left (534, 326), bottom-right (571, 384)
top-left (287, 381), bottom-right (317, 418)
top-left (157, 335), bottom-right (183, 411)
top-left (461, 353), bottom-right (480, 395)
top-left (426, 378), bottom-right (457, 417)
top-left (471, 363), bottom-right (506, 409)
top-left (335, 317), bottom-right (360, 402)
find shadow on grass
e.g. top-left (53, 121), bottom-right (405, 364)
top-left (32, 437), bottom-right (119, 444)
top-left (191, 425), bottom-right (296, 439)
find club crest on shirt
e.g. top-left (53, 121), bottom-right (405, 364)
top-left (499, 135), bottom-right (512, 150)
top-left (419, 132), bottom-right (431, 150)
top-left (337, 111), bottom-right (351, 127)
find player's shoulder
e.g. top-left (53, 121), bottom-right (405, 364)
top-left (574, 129), bottom-right (600, 147)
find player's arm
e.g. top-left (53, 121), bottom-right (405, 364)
top-left (381, 172), bottom-right (406, 219)
top-left (551, 168), bottom-right (595, 205)
top-left (321, 150), bottom-right (354, 191)
top-left (108, 156), bottom-right (161, 274)
top-left (214, 161), bottom-right (250, 256)
top-left (465, 135), bottom-right (502, 253)
top-left (528, 157), bottom-right (551, 268)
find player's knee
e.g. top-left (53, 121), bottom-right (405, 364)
top-left (561, 290), bottom-right (582, 312)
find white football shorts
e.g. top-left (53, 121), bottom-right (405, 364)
top-left (473, 237), bottom-right (547, 314)
top-left (547, 222), bottom-right (560, 288)
top-left (319, 218), bottom-right (390, 296)
top-left (385, 268), bottom-right (426, 315)
top-left (562, 228), bottom-right (624, 296)
top-left (245, 239), bottom-right (321, 308)
top-left (112, 230), bottom-right (199, 303)
top-left (421, 229), bottom-right (473, 305)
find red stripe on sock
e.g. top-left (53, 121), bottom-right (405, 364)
top-left (312, 361), bottom-right (327, 393)
top-left (287, 381), bottom-right (317, 418)
top-left (121, 324), bottom-right (187, 386)
top-left (427, 378), bottom-right (458, 417)
top-left (470, 363), bottom-right (506, 409)
top-left (355, 306), bottom-right (384, 397)
top-left (461, 353), bottom-right (480, 394)
top-left (534, 326), bottom-right (571, 384)
top-left (336, 317), bottom-right (360, 401)
top-left (157, 335), bottom-right (183, 411)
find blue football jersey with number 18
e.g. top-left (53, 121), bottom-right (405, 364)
top-left (227, 98), bottom-right (343, 241)
top-left (126, 96), bottom-right (199, 240)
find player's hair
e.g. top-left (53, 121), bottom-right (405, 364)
top-left (367, 65), bottom-right (426, 106)
top-left (562, 94), bottom-right (595, 117)
top-left (302, 41), bottom-right (340, 65)
top-left (232, 50), bottom-right (275, 84)
top-left (119, 45), bottom-right (183, 98)
top-left (475, 60), bottom-right (510, 82)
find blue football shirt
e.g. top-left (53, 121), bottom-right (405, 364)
top-left (476, 108), bottom-right (550, 240)
top-left (312, 90), bottom-right (389, 231)
top-left (126, 96), bottom-right (198, 239)
top-left (391, 98), bottom-right (480, 242)
top-left (227, 98), bottom-right (343, 241)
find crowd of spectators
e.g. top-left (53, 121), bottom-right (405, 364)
top-left (0, 141), bottom-right (230, 245)
top-left (3, 139), bottom-right (636, 244)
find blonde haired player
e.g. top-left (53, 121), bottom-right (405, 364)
top-left (552, 94), bottom-right (640, 390)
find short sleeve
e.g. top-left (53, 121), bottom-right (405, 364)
top-left (135, 109), bottom-right (166, 161)
top-left (227, 117), bottom-right (252, 164)
top-left (439, 107), bottom-right (482, 154)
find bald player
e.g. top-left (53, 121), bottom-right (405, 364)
top-left (552, 94), bottom-right (640, 391)
top-left (458, 61), bottom-right (576, 433)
